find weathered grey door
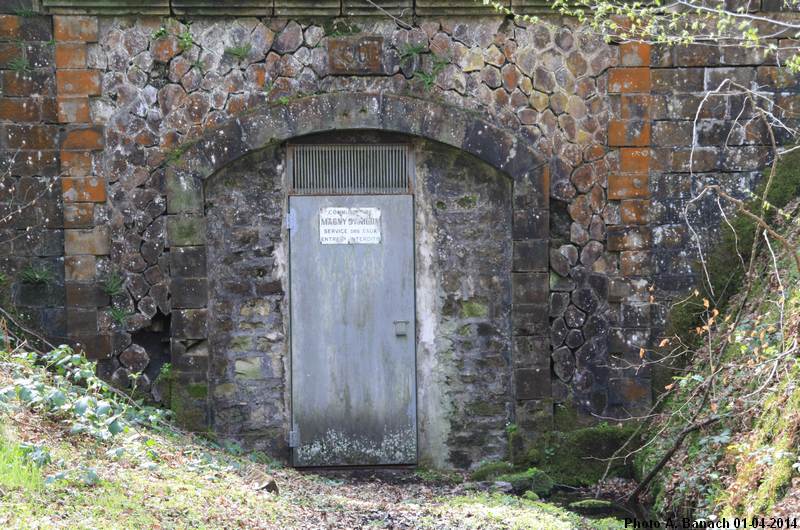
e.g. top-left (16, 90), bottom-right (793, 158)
top-left (289, 194), bottom-right (416, 466)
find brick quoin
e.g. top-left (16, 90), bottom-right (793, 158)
top-left (608, 68), bottom-right (651, 93)
top-left (55, 43), bottom-right (87, 69)
top-left (56, 70), bottom-right (101, 96)
top-left (62, 127), bottom-right (103, 150)
top-left (54, 16), bottom-right (98, 43)
top-left (62, 176), bottom-right (106, 203)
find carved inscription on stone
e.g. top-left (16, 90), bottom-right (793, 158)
top-left (328, 36), bottom-right (384, 75)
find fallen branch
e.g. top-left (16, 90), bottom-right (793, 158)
top-left (626, 415), bottom-right (721, 503)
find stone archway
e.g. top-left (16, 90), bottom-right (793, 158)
top-left (160, 91), bottom-right (552, 460)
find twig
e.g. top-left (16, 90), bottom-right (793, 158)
top-left (626, 415), bottom-right (721, 503)
top-left (0, 306), bottom-right (55, 352)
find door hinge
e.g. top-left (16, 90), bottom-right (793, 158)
top-left (288, 429), bottom-right (300, 448)
top-left (286, 209), bottom-right (297, 231)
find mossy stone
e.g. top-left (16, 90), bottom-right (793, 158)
top-left (470, 460), bottom-right (514, 481)
top-left (460, 300), bottom-right (488, 318)
top-left (522, 423), bottom-right (639, 486)
top-left (496, 467), bottom-right (554, 496)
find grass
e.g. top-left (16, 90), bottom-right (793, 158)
top-left (108, 307), bottom-right (130, 326)
top-left (225, 43), bottom-right (252, 61)
top-left (101, 272), bottom-right (125, 297)
top-left (0, 347), bottom-right (615, 528)
top-left (8, 56), bottom-right (29, 74)
top-left (18, 265), bottom-right (53, 286)
top-left (0, 427), bottom-right (43, 492)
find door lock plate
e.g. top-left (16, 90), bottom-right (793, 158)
top-left (394, 320), bottom-right (409, 336)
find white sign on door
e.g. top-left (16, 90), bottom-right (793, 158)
top-left (319, 207), bottom-right (382, 245)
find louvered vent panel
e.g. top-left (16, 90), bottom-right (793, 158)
top-left (172, 0), bottom-right (270, 15)
top-left (274, 0), bottom-right (341, 16)
top-left (42, 0), bottom-right (169, 14)
top-left (415, 0), bottom-right (509, 15)
top-left (343, 0), bottom-right (413, 16)
top-left (511, 0), bottom-right (567, 14)
top-left (289, 145), bottom-right (410, 195)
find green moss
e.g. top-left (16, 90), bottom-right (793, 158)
top-left (186, 383), bottom-right (208, 399)
top-left (414, 467), bottom-right (463, 485)
top-left (435, 200), bottom-right (447, 210)
top-left (470, 460), bottom-right (514, 481)
top-left (460, 300), bottom-right (488, 318)
top-left (521, 491), bottom-right (539, 501)
top-left (496, 468), bottom-right (554, 496)
top-left (523, 423), bottom-right (640, 486)
top-left (456, 195), bottom-right (478, 208)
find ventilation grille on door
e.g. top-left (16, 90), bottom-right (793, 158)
top-left (289, 144), bottom-right (410, 195)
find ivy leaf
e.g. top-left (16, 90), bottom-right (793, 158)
top-left (73, 396), bottom-right (90, 416)
top-left (107, 417), bottom-right (124, 435)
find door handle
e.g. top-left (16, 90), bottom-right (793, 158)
top-left (394, 320), bottom-right (409, 336)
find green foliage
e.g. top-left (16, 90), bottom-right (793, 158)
top-left (469, 460), bottom-right (515, 481)
top-left (323, 20), bottom-right (360, 38)
top-left (157, 362), bottom-right (172, 381)
top-left (225, 43), bottom-right (252, 61)
top-left (523, 423), bottom-right (640, 486)
top-left (275, 95), bottom-right (290, 106)
top-left (19, 265), bottom-right (53, 286)
top-left (414, 54), bottom-right (450, 90)
top-left (163, 138), bottom-right (197, 166)
top-left (101, 271), bottom-right (125, 297)
top-left (9, 55), bottom-right (30, 73)
top-left (496, 467), bottom-right (554, 496)
top-left (109, 307), bottom-right (131, 326)
top-left (177, 27), bottom-right (194, 52)
top-left (400, 43), bottom-right (426, 60)
top-left (0, 347), bottom-right (169, 442)
top-left (151, 26), bottom-right (168, 40)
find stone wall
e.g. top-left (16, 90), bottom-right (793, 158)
top-left (0, 4), bottom-right (796, 469)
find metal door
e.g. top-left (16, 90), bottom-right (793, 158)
top-left (289, 194), bottom-right (416, 466)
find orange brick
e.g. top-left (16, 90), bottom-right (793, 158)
top-left (62, 127), bottom-right (103, 150)
top-left (619, 148), bottom-right (650, 174)
top-left (608, 174), bottom-right (650, 200)
top-left (619, 41), bottom-right (651, 67)
top-left (62, 176), bottom-right (106, 203)
top-left (56, 70), bottom-right (100, 96)
top-left (0, 15), bottom-right (21, 39)
top-left (620, 199), bottom-right (650, 224)
top-left (54, 16), bottom-right (98, 42)
top-left (0, 97), bottom-right (39, 121)
top-left (55, 43), bottom-right (87, 69)
top-left (608, 68), bottom-right (651, 93)
top-left (608, 120), bottom-right (651, 147)
top-left (57, 96), bottom-right (90, 123)
top-left (60, 150), bottom-right (93, 176)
